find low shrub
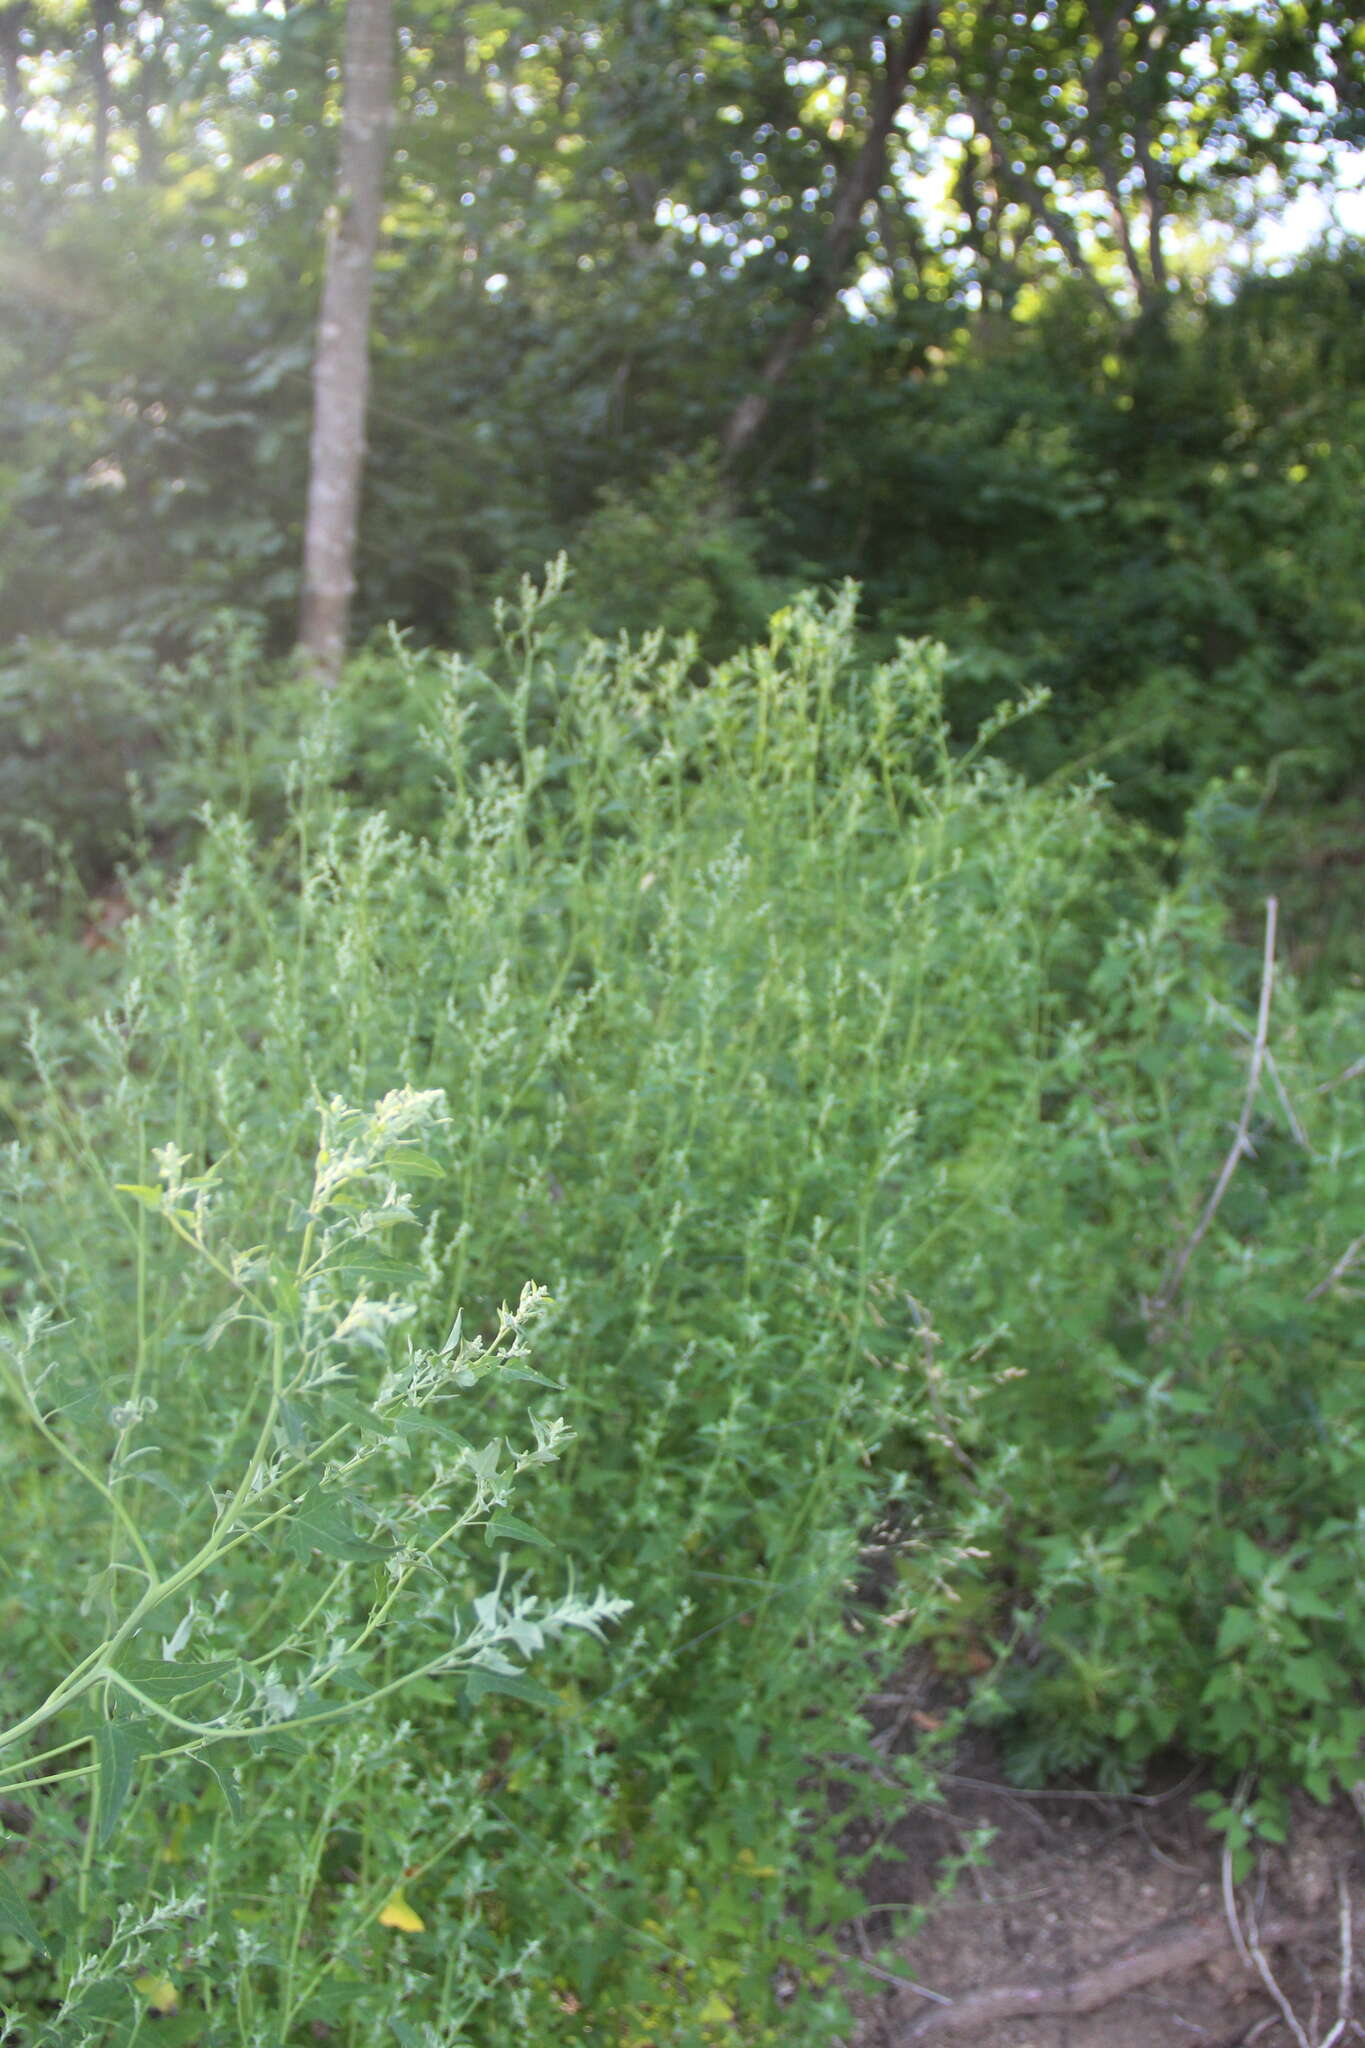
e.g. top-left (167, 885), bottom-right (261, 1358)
top-left (2, 578), bottom-right (1360, 2041)
top-left (897, 890), bottom-right (1365, 1838)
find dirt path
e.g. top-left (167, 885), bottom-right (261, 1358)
top-left (837, 1688), bottom-right (1362, 2048)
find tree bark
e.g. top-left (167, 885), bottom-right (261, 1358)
top-left (1085, 2), bottom-right (1161, 313)
top-left (899, 1913), bottom-right (1316, 2040)
top-left (721, 1), bottom-right (942, 463)
top-left (89, 0), bottom-right (115, 186)
top-left (298, 0), bottom-right (394, 688)
top-left (1130, 0), bottom-right (1169, 303)
top-left (0, 5), bottom-right (26, 128)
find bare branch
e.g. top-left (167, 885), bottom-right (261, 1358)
top-left (897, 1911), bottom-right (1316, 2039)
top-left (722, 2), bottom-right (944, 460)
top-left (1154, 898), bottom-right (1278, 1314)
top-left (821, 1947), bottom-right (952, 2004)
top-left (1307, 1237), bottom-right (1365, 1302)
top-left (1318, 1871), bottom-right (1355, 2048)
top-left (1243, 1892), bottom-right (1312, 2048)
top-left (1222, 1838), bottom-right (1252, 1975)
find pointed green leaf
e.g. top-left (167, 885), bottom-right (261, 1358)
top-left (464, 1668), bottom-right (558, 1709)
top-left (278, 1400), bottom-right (311, 1451)
top-left (484, 1512), bottom-right (556, 1553)
top-left (322, 1390), bottom-right (390, 1438)
top-left (197, 1753), bottom-right (243, 1823)
top-left (285, 1489), bottom-right (392, 1563)
top-left (386, 1151), bottom-right (445, 1180)
top-left (498, 1365), bottom-right (565, 1390)
top-left (0, 1864), bottom-right (47, 1957)
top-left (94, 1717), bottom-right (157, 1845)
top-left (333, 1255), bottom-right (424, 1285)
top-left (118, 1659), bottom-right (241, 1710)
top-left (394, 1410), bottom-right (469, 1449)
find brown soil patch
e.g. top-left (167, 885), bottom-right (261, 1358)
top-left (837, 1686), bottom-right (1363, 2048)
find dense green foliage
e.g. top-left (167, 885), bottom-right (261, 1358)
top-left (3, 593), bottom-right (1362, 2041)
top-left (4, 1), bottom-right (1362, 883)
top-left (7, 238), bottom-right (1365, 976)
top-left (3, 1), bottom-right (1365, 2039)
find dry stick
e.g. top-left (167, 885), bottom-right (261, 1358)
top-left (1223, 1840), bottom-right (1253, 1974)
top-left (943, 1765), bottom-right (1203, 1809)
top-left (1244, 1892), bottom-right (1313, 2048)
top-left (896, 1913), bottom-right (1315, 2041)
top-left (1307, 1236), bottom-right (1365, 1302)
top-left (1317, 1055), bottom-right (1365, 1094)
top-left (1318, 1873), bottom-right (1355, 2048)
top-left (819, 1947), bottom-right (952, 2005)
top-left (1265, 1049), bottom-right (1312, 1151)
top-left (1155, 898), bottom-right (1278, 1315)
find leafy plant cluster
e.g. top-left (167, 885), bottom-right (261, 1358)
top-left (1, 585), bottom-right (1362, 2043)
top-left (767, 251), bottom-right (1365, 825)
top-left (900, 892), bottom-right (1365, 1834)
top-left (7, 240), bottom-right (1365, 972)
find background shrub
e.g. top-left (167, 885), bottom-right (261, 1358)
top-left (2, 584), bottom-right (1361, 2041)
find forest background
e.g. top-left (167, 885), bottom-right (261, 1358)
top-left (1, 3), bottom-right (1364, 2045)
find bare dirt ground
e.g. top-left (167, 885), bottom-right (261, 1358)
top-left (836, 1678), bottom-right (1363, 2048)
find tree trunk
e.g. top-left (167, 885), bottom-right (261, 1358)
top-left (1, 3), bottom-right (27, 127)
top-left (89, 0), bottom-right (115, 186)
top-left (721, 1), bottom-right (942, 463)
top-left (298, 0), bottom-right (394, 688)
top-left (1085, 2), bottom-right (1160, 313)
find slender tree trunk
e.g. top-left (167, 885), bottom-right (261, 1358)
top-left (1130, 2), bottom-right (1169, 305)
top-left (89, 0), bottom-right (114, 186)
top-left (721, 0), bottom-right (942, 463)
top-left (0, 5), bottom-right (27, 127)
top-left (298, 0), bottom-right (394, 688)
top-left (1084, 2), bottom-right (1158, 313)
top-left (1136, 127), bottom-right (1167, 299)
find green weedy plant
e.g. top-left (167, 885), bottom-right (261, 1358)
top-left (13, 568), bottom-right (1358, 2041)
top-left (895, 886), bottom-right (1365, 1845)
top-left (4, 577), bottom-right (1132, 2042)
top-left (0, 1085), bottom-right (626, 2044)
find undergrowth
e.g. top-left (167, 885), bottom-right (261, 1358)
top-left (1, 576), bottom-right (1361, 2041)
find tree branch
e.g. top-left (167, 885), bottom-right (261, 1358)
top-left (897, 1911), bottom-right (1316, 2040)
top-left (966, 87), bottom-right (1114, 315)
top-left (1154, 897), bottom-right (1278, 1314)
top-left (722, 2), bottom-right (943, 461)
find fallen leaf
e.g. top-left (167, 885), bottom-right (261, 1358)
top-left (133, 1972), bottom-right (179, 2015)
top-left (378, 1886), bottom-right (425, 1932)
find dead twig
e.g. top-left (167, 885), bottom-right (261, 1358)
top-left (942, 1766), bottom-right (1202, 1810)
top-left (1243, 1890), bottom-right (1312, 2048)
top-left (1208, 1008), bottom-right (1309, 1153)
top-left (1133, 1809), bottom-right (1204, 1877)
top-left (1265, 1050), bottom-right (1312, 1151)
top-left (1307, 1237), bottom-right (1365, 1302)
top-left (1223, 1839), bottom-right (1253, 1974)
top-left (820, 1946), bottom-right (952, 2005)
top-left (1318, 1871), bottom-right (1355, 2048)
top-left (1155, 897), bottom-right (1277, 1315)
top-left (1316, 1055), bottom-right (1365, 1094)
top-left (895, 1912), bottom-right (1314, 2041)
